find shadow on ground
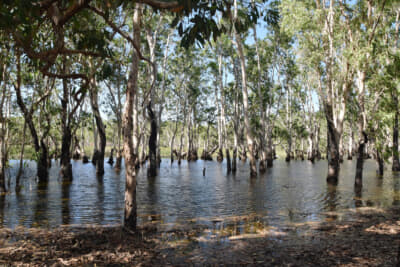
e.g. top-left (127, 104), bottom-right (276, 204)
top-left (1, 207), bottom-right (400, 266)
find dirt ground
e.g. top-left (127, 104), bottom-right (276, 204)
top-left (1, 207), bottom-right (400, 266)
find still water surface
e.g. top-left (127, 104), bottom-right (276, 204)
top-left (1, 159), bottom-right (399, 229)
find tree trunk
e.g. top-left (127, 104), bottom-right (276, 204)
top-left (355, 70), bottom-right (367, 187)
top-left (14, 53), bottom-right (49, 182)
top-left (393, 91), bottom-right (400, 171)
top-left (232, 0), bottom-right (256, 177)
top-left (60, 127), bottom-right (73, 181)
top-left (178, 130), bottom-right (184, 165)
top-left (226, 148), bottom-right (231, 174)
top-left (0, 137), bottom-right (6, 193)
top-left (376, 147), bottom-right (384, 177)
top-left (145, 25), bottom-right (159, 176)
top-left (148, 104), bottom-right (157, 177)
top-left (72, 136), bottom-right (81, 160)
top-left (92, 117), bottom-right (99, 165)
top-left (157, 31), bottom-right (172, 166)
top-left (348, 126), bottom-right (354, 160)
top-left (123, 4), bottom-right (141, 230)
top-left (233, 37), bottom-right (256, 175)
top-left (60, 67), bottom-right (73, 181)
top-left (266, 135), bottom-right (274, 167)
top-left (89, 73), bottom-right (106, 176)
top-left (326, 117), bottom-right (341, 184)
top-left (16, 120), bottom-right (27, 190)
top-left (253, 24), bottom-right (266, 173)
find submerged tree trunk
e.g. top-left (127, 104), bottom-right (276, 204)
top-left (355, 71), bottom-right (367, 187)
top-left (348, 126), bottom-right (354, 160)
top-left (0, 137), bottom-right (6, 193)
top-left (232, 147), bottom-right (237, 173)
top-left (60, 72), bottom-right (73, 181)
top-left (232, 2), bottom-right (257, 177)
top-left (60, 127), bottom-right (72, 181)
top-left (0, 80), bottom-right (8, 193)
top-left (326, 112), bottom-right (341, 184)
top-left (226, 148), bottom-right (231, 174)
top-left (91, 117), bottom-right (99, 165)
top-left (266, 135), bottom-right (274, 167)
top-left (14, 52), bottom-right (49, 182)
top-left (90, 74), bottom-right (106, 177)
top-left (145, 24), bottom-right (159, 177)
top-left (16, 120), bottom-right (27, 190)
top-left (148, 103), bottom-right (157, 177)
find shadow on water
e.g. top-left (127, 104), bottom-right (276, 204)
top-left (354, 184), bottom-right (363, 208)
top-left (61, 180), bottom-right (71, 225)
top-left (33, 182), bottom-right (49, 227)
top-left (393, 172), bottom-right (400, 206)
top-left (0, 195), bottom-right (4, 226)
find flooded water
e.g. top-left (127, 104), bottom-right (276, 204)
top-left (1, 159), bottom-right (399, 230)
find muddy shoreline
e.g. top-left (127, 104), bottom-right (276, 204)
top-left (1, 207), bottom-right (400, 266)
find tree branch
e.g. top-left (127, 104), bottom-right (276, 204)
top-left (137, 0), bottom-right (180, 9)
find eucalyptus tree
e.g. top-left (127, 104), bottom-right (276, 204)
top-left (230, 0), bottom-right (259, 177)
top-left (1, 1), bottom-right (111, 181)
top-left (0, 46), bottom-right (11, 193)
top-left (341, 1), bottom-right (390, 186)
top-left (89, 59), bottom-right (106, 176)
top-left (103, 61), bottom-right (127, 170)
top-left (14, 53), bottom-right (54, 183)
top-left (390, 8), bottom-right (400, 171)
top-left (281, 0), bottom-right (354, 183)
top-left (3, 0), bottom-right (264, 231)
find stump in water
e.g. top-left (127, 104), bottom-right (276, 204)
top-left (72, 152), bottom-right (80, 160)
top-left (108, 149), bottom-right (114, 165)
top-left (92, 150), bottom-right (100, 165)
top-left (82, 155), bottom-right (89, 163)
top-left (232, 148), bottom-right (237, 173)
top-left (201, 150), bottom-right (213, 161)
top-left (203, 167), bottom-right (206, 176)
top-left (217, 148), bottom-right (223, 162)
top-left (187, 150), bottom-right (198, 161)
top-left (140, 155), bottom-right (148, 166)
top-left (240, 150), bottom-right (247, 162)
top-left (226, 148), bottom-right (231, 174)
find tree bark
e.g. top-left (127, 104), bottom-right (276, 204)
top-left (0, 136), bottom-right (6, 193)
top-left (348, 126), bottom-right (354, 160)
top-left (393, 91), bottom-right (400, 171)
top-left (148, 103), bottom-right (157, 176)
top-left (393, 10), bottom-right (400, 171)
top-left (89, 73), bottom-right (106, 177)
top-left (232, 0), bottom-right (256, 177)
top-left (59, 67), bottom-right (73, 181)
top-left (355, 70), bottom-right (367, 187)
top-left (14, 53), bottom-right (49, 182)
top-left (123, 4), bottom-right (141, 230)
top-left (16, 120), bottom-right (27, 190)
top-left (226, 148), bottom-right (231, 174)
top-left (326, 109), bottom-right (341, 184)
top-left (145, 23), bottom-right (159, 176)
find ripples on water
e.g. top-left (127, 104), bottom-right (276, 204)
top-left (0, 159), bottom-right (399, 229)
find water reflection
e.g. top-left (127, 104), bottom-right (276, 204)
top-left (393, 173), bottom-right (400, 206)
top-left (354, 185), bottom-right (363, 208)
top-left (61, 181), bottom-right (71, 225)
top-left (33, 182), bottom-right (49, 227)
top-left (324, 184), bottom-right (338, 212)
top-left (0, 195), bottom-right (4, 226)
top-left (0, 159), bottom-right (400, 229)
